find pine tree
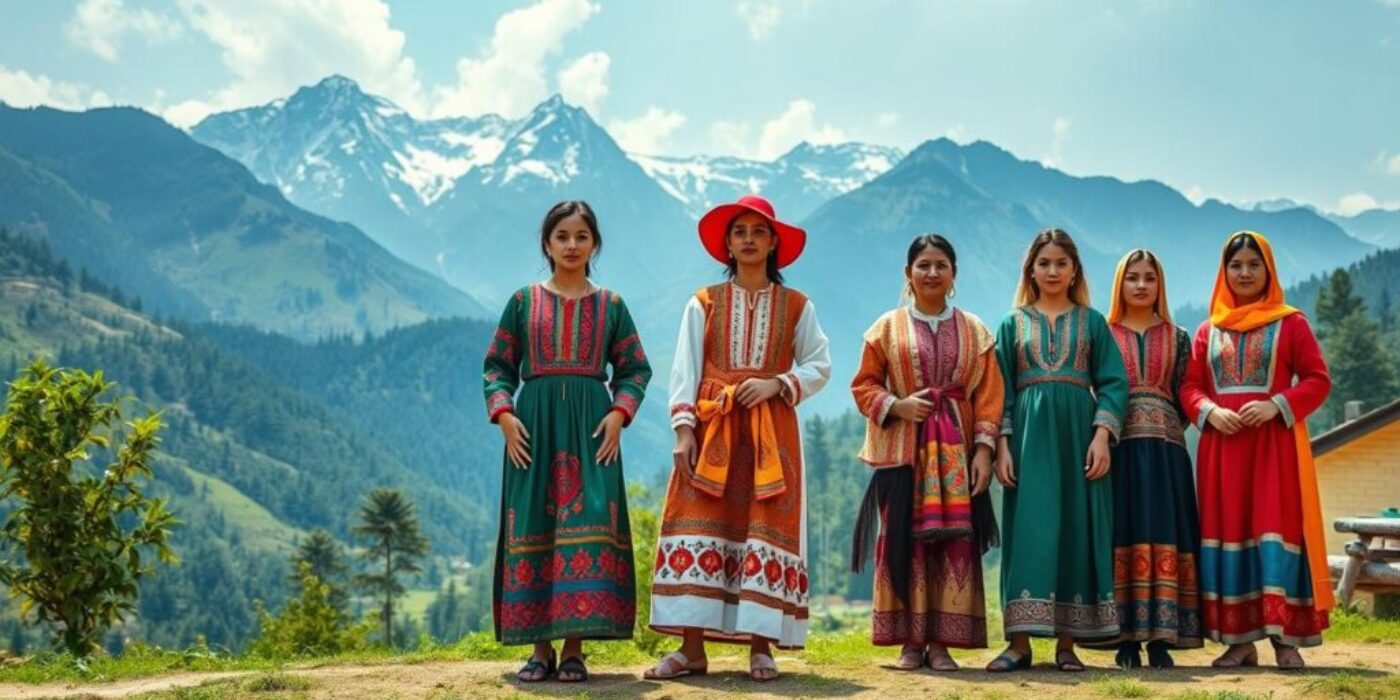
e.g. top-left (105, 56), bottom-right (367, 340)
top-left (290, 529), bottom-right (350, 613)
top-left (1324, 310), bottom-right (1398, 423)
top-left (1315, 268), bottom-right (1365, 340)
top-left (352, 489), bottom-right (429, 648)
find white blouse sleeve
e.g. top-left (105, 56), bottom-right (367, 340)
top-left (779, 299), bottom-right (831, 406)
top-left (668, 296), bottom-right (706, 429)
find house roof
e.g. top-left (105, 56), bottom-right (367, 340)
top-left (1312, 397), bottom-right (1400, 458)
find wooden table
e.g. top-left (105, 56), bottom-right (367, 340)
top-left (1331, 517), bottom-right (1400, 608)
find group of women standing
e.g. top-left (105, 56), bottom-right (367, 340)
top-left (482, 193), bottom-right (1334, 684)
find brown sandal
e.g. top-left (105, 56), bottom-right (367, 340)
top-left (1055, 649), bottom-right (1085, 672)
top-left (1211, 644), bottom-right (1259, 668)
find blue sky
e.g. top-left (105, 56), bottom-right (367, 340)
top-left (2, 0), bottom-right (1398, 214)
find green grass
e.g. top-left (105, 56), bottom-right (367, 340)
top-left (1300, 672), bottom-right (1400, 699)
top-left (1325, 609), bottom-right (1400, 645)
top-left (1173, 692), bottom-right (1270, 700)
top-left (1090, 673), bottom-right (1152, 698)
top-left (0, 644), bottom-right (285, 684)
top-left (181, 464), bottom-right (305, 553)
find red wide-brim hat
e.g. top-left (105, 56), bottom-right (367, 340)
top-left (697, 194), bottom-right (807, 269)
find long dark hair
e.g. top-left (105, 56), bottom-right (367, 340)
top-left (540, 200), bottom-right (601, 276)
top-left (1014, 228), bottom-right (1090, 307)
top-left (723, 213), bottom-right (785, 285)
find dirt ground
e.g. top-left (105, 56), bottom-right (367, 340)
top-left (2, 642), bottom-right (1397, 699)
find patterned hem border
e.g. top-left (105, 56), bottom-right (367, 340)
top-left (1207, 629), bottom-right (1324, 649)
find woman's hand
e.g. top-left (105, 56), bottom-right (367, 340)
top-left (735, 377), bottom-right (783, 408)
top-left (890, 389), bottom-right (934, 423)
top-left (1084, 427), bottom-right (1111, 481)
top-left (1206, 407), bottom-right (1247, 435)
top-left (1238, 400), bottom-right (1282, 427)
top-left (673, 424), bottom-right (698, 475)
top-left (499, 413), bottom-right (532, 469)
top-left (593, 409), bottom-right (626, 466)
top-left (970, 444), bottom-right (993, 496)
top-left (994, 437), bottom-right (1017, 488)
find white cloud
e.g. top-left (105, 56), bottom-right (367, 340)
top-left (1377, 150), bottom-right (1400, 176)
top-left (1043, 116), bottom-right (1070, 168)
top-left (1183, 185), bottom-right (1207, 205)
top-left (711, 120), bottom-right (755, 158)
top-left (431, 0), bottom-right (599, 118)
top-left (160, 0), bottom-right (423, 126)
top-left (877, 112), bottom-right (899, 128)
top-left (1335, 192), bottom-right (1387, 216)
top-left (757, 99), bottom-right (844, 159)
top-left (0, 66), bottom-right (112, 110)
top-left (557, 51), bottom-right (610, 116)
top-left (944, 124), bottom-right (970, 143)
top-left (66, 0), bottom-right (182, 62)
top-left (610, 107), bottom-right (686, 154)
top-left (736, 1), bottom-right (782, 40)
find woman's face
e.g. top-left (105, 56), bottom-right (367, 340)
top-left (727, 212), bottom-right (776, 268)
top-left (1032, 242), bottom-right (1075, 298)
top-left (1121, 259), bottom-right (1160, 313)
top-left (545, 213), bottom-right (595, 274)
top-left (906, 246), bottom-right (955, 306)
top-left (1226, 245), bottom-right (1268, 303)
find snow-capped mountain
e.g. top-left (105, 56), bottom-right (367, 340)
top-left (193, 77), bottom-right (908, 278)
top-left (192, 75), bottom-right (511, 274)
top-left (632, 142), bottom-right (904, 221)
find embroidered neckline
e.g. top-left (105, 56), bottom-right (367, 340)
top-left (537, 281), bottom-right (603, 301)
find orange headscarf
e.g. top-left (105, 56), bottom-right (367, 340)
top-left (1208, 231), bottom-right (1298, 332)
top-left (1108, 249), bottom-right (1174, 326)
top-left (1208, 230), bottom-right (1334, 611)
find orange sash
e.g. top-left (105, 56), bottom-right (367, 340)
top-left (691, 385), bottom-right (786, 500)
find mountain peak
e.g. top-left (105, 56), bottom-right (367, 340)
top-left (314, 74), bottom-right (363, 94)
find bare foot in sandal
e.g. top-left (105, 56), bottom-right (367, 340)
top-left (643, 650), bottom-right (708, 680)
top-left (926, 644), bottom-right (959, 672)
top-left (894, 643), bottom-right (924, 670)
top-left (750, 640), bottom-right (779, 682)
top-left (516, 643), bottom-right (555, 682)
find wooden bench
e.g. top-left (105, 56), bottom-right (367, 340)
top-left (1331, 517), bottom-right (1400, 608)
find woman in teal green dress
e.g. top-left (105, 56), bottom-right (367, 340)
top-left (988, 228), bottom-right (1128, 673)
top-left (482, 200), bottom-right (652, 683)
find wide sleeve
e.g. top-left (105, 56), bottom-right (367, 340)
top-left (607, 296), bottom-right (653, 426)
top-left (1180, 322), bottom-right (1218, 431)
top-left (1271, 314), bottom-right (1332, 428)
top-left (483, 291), bottom-right (524, 423)
top-left (778, 300), bottom-right (832, 406)
top-left (1089, 311), bottom-right (1129, 442)
top-left (971, 347), bottom-right (1005, 449)
top-left (851, 337), bottom-right (897, 427)
top-left (668, 296), bottom-right (706, 429)
top-left (995, 313), bottom-right (1018, 437)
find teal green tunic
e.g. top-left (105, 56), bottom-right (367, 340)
top-left (483, 284), bottom-right (652, 644)
top-left (996, 306), bottom-right (1128, 640)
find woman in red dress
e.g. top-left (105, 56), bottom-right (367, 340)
top-left (1180, 231), bottom-right (1333, 670)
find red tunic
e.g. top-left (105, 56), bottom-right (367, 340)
top-left (1180, 313), bottom-right (1331, 647)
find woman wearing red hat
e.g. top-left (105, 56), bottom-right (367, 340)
top-left (645, 194), bottom-right (831, 683)
top-left (1181, 231), bottom-right (1332, 670)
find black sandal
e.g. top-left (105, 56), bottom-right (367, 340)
top-left (517, 653), bottom-right (556, 682)
top-left (1055, 649), bottom-right (1085, 673)
top-left (1146, 640), bottom-right (1174, 669)
top-left (1116, 642), bottom-right (1142, 669)
top-left (985, 649), bottom-right (1032, 672)
top-left (558, 654), bottom-right (589, 682)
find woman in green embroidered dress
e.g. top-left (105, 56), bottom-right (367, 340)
top-left (987, 229), bottom-right (1128, 673)
top-left (482, 201), bottom-right (653, 683)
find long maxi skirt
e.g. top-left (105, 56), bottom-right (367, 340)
top-left (492, 375), bottom-right (636, 644)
